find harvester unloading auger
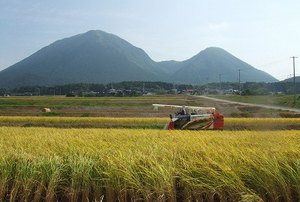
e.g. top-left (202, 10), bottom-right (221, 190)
top-left (153, 104), bottom-right (224, 130)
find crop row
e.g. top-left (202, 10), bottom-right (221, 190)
top-left (0, 96), bottom-right (186, 107)
top-left (0, 127), bottom-right (300, 201)
top-left (0, 116), bottom-right (300, 130)
top-left (0, 116), bottom-right (167, 128)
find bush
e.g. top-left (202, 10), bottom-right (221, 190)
top-left (84, 93), bottom-right (95, 97)
top-left (66, 92), bottom-right (75, 97)
top-left (242, 89), bottom-right (254, 96)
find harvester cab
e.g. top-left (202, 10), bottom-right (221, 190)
top-left (153, 104), bottom-right (224, 130)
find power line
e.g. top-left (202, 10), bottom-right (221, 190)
top-left (257, 57), bottom-right (294, 67)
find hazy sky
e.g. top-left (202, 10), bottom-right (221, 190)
top-left (1, 0), bottom-right (300, 81)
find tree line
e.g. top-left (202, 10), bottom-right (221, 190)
top-left (0, 81), bottom-right (298, 96)
top-left (0, 81), bottom-right (194, 96)
top-left (199, 82), bottom-right (299, 95)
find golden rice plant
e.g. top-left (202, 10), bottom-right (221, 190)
top-left (1, 127), bottom-right (300, 201)
top-left (226, 118), bottom-right (300, 125)
top-left (225, 118), bottom-right (300, 130)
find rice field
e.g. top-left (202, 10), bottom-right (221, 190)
top-left (1, 96), bottom-right (300, 201)
top-left (0, 116), bottom-right (300, 130)
top-left (0, 127), bottom-right (300, 201)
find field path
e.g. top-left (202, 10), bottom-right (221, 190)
top-left (197, 95), bottom-right (300, 113)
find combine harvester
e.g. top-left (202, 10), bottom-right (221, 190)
top-left (153, 104), bottom-right (224, 130)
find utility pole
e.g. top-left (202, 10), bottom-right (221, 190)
top-left (206, 77), bottom-right (209, 94)
top-left (291, 56), bottom-right (298, 107)
top-left (219, 74), bottom-right (222, 94)
top-left (238, 70), bottom-right (241, 95)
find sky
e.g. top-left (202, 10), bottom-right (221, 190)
top-left (1, 0), bottom-right (300, 81)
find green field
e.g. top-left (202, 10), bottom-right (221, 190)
top-left (0, 96), bottom-right (186, 107)
top-left (0, 96), bottom-right (197, 117)
top-left (0, 95), bottom-right (297, 118)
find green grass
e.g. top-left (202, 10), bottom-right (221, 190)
top-left (0, 116), bottom-right (168, 129)
top-left (0, 96), bottom-right (187, 107)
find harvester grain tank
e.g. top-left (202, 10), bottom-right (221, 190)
top-left (153, 104), bottom-right (224, 130)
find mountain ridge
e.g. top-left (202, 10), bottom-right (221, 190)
top-left (168, 47), bottom-right (277, 84)
top-left (0, 30), bottom-right (277, 87)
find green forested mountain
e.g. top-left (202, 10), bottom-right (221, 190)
top-left (0, 30), bottom-right (277, 87)
top-left (282, 76), bottom-right (300, 83)
top-left (161, 47), bottom-right (277, 84)
top-left (0, 30), bottom-right (168, 87)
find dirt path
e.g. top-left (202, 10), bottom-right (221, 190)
top-left (197, 95), bottom-right (300, 113)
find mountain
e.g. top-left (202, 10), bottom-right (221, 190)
top-left (282, 76), bottom-right (300, 83)
top-left (160, 47), bottom-right (277, 85)
top-left (0, 30), bottom-right (168, 87)
top-left (0, 30), bottom-right (277, 87)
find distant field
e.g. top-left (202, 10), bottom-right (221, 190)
top-left (0, 95), bottom-right (296, 118)
top-left (0, 96), bottom-right (185, 107)
top-left (1, 127), bottom-right (300, 201)
top-left (0, 95), bottom-right (199, 117)
top-left (210, 94), bottom-right (300, 109)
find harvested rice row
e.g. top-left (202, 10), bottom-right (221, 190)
top-left (0, 116), bottom-right (299, 130)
